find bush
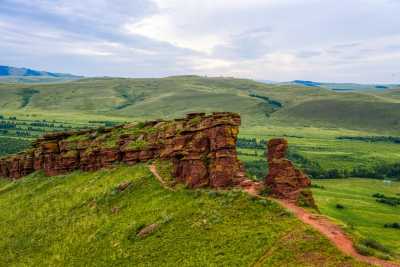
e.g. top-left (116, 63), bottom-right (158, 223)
top-left (355, 243), bottom-right (374, 256)
top-left (310, 184), bottom-right (325, 189)
top-left (376, 198), bottom-right (398, 206)
top-left (372, 193), bottom-right (385, 198)
top-left (384, 222), bottom-right (400, 229)
top-left (372, 193), bottom-right (400, 206)
top-left (361, 238), bottom-right (390, 254)
top-left (335, 204), bottom-right (345, 209)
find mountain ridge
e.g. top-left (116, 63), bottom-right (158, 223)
top-left (0, 65), bottom-right (82, 80)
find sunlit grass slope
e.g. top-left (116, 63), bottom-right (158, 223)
top-left (0, 164), bottom-right (367, 266)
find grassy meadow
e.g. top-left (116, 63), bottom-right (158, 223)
top-left (312, 179), bottom-right (400, 260)
top-left (0, 164), bottom-right (368, 267)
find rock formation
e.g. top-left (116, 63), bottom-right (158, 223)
top-left (0, 112), bottom-right (246, 188)
top-left (265, 138), bottom-right (315, 207)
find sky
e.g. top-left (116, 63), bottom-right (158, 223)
top-left (0, 0), bottom-right (400, 83)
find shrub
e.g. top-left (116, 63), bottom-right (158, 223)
top-left (372, 193), bottom-right (385, 198)
top-left (335, 204), bottom-right (345, 209)
top-left (361, 238), bottom-right (390, 254)
top-left (372, 193), bottom-right (400, 206)
top-left (355, 243), bottom-right (374, 256)
top-left (376, 198), bottom-right (398, 206)
top-left (384, 222), bottom-right (400, 229)
top-left (310, 184), bottom-right (325, 189)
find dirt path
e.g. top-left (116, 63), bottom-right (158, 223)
top-left (149, 164), bottom-right (175, 191)
top-left (148, 168), bottom-right (398, 267)
top-left (278, 200), bottom-right (399, 267)
top-left (241, 184), bottom-right (399, 267)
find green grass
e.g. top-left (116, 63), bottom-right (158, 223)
top-left (239, 125), bottom-right (400, 175)
top-left (1, 76), bottom-right (400, 132)
top-left (274, 98), bottom-right (400, 133)
top-left (0, 165), bottom-right (368, 266)
top-left (312, 178), bottom-right (400, 259)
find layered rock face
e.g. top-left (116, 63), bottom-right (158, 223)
top-left (0, 112), bottom-right (245, 188)
top-left (265, 138), bottom-right (315, 205)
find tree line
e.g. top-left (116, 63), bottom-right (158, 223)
top-left (238, 137), bottom-right (400, 180)
top-left (337, 136), bottom-right (400, 144)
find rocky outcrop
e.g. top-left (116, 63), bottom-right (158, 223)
top-left (265, 138), bottom-right (315, 206)
top-left (0, 112), bottom-right (245, 188)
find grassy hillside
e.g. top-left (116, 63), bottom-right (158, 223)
top-left (0, 164), bottom-right (368, 267)
top-left (0, 76), bottom-right (399, 132)
top-left (0, 76), bottom-right (278, 126)
top-left (274, 98), bottom-right (400, 132)
top-left (312, 179), bottom-right (400, 260)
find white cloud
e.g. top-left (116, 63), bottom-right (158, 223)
top-left (182, 57), bottom-right (233, 71)
top-left (124, 14), bottom-right (225, 53)
top-left (1, 0), bottom-right (400, 82)
top-left (69, 48), bottom-right (114, 57)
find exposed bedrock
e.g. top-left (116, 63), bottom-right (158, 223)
top-left (265, 138), bottom-right (316, 207)
top-left (0, 112), bottom-right (246, 188)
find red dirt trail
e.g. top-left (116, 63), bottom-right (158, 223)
top-left (278, 200), bottom-right (399, 267)
top-left (239, 182), bottom-right (399, 267)
top-left (149, 165), bottom-right (399, 267)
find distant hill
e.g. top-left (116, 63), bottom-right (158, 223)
top-left (1, 76), bottom-right (400, 133)
top-left (257, 80), bottom-right (400, 92)
top-left (0, 65), bottom-right (82, 83)
top-left (285, 80), bottom-right (400, 92)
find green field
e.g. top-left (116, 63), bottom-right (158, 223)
top-left (312, 179), bottom-right (400, 260)
top-left (1, 76), bottom-right (400, 265)
top-left (238, 125), bottom-right (400, 180)
top-left (0, 165), bottom-right (368, 267)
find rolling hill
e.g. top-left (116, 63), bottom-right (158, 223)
top-left (0, 76), bottom-right (399, 133)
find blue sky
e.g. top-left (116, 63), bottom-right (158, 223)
top-left (1, 0), bottom-right (400, 82)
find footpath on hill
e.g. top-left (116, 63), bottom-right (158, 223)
top-left (149, 164), bottom-right (400, 267)
top-left (279, 201), bottom-right (399, 267)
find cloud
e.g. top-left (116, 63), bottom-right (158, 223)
top-left (124, 14), bottom-right (225, 53)
top-left (0, 0), bottom-right (399, 82)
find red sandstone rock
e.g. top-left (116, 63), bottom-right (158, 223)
top-left (0, 112), bottom-right (245, 188)
top-left (265, 138), bottom-right (313, 204)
